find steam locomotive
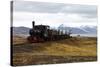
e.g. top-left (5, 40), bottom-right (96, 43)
top-left (27, 21), bottom-right (71, 43)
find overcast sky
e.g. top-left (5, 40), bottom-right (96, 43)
top-left (13, 1), bottom-right (97, 28)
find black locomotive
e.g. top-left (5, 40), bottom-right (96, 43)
top-left (27, 21), bottom-right (71, 43)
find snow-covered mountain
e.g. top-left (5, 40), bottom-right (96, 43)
top-left (58, 24), bottom-right (97, 34)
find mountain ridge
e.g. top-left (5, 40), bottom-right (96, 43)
top-left (12, 25), bottom-right (97, 36)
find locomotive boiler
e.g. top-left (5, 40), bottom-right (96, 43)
top-left (27, 21), bottom-right (71, 43)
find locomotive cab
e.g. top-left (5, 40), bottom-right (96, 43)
top-left (28, 21), bottom-right (50, 42)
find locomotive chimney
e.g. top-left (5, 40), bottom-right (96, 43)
top-left (32, 21), bottom-right (35, 29)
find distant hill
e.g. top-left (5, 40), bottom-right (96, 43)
top-left (13, 26), bottom-right (30, 36)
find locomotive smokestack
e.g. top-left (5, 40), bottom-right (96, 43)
top-left (32, 21), bottom-right (35, 29)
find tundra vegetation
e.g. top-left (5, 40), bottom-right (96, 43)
top-left (12, 35), bottom-right (97, 66)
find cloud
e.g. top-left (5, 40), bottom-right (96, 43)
top-left (13, 1), bottom-right (65, 13)
top-left (59, 5), bottom-right (97, 18)
top-left (12, 1), bottom-right (97, 27)
top-left (13, 1), bottom-right (97, 19)
top-left (13, 12), bottom-right (97, 27)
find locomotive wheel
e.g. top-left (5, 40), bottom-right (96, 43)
top-left (27, 36), bottom-right (38, 43)
top-left (27, 36), bottom-right (44, 43)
